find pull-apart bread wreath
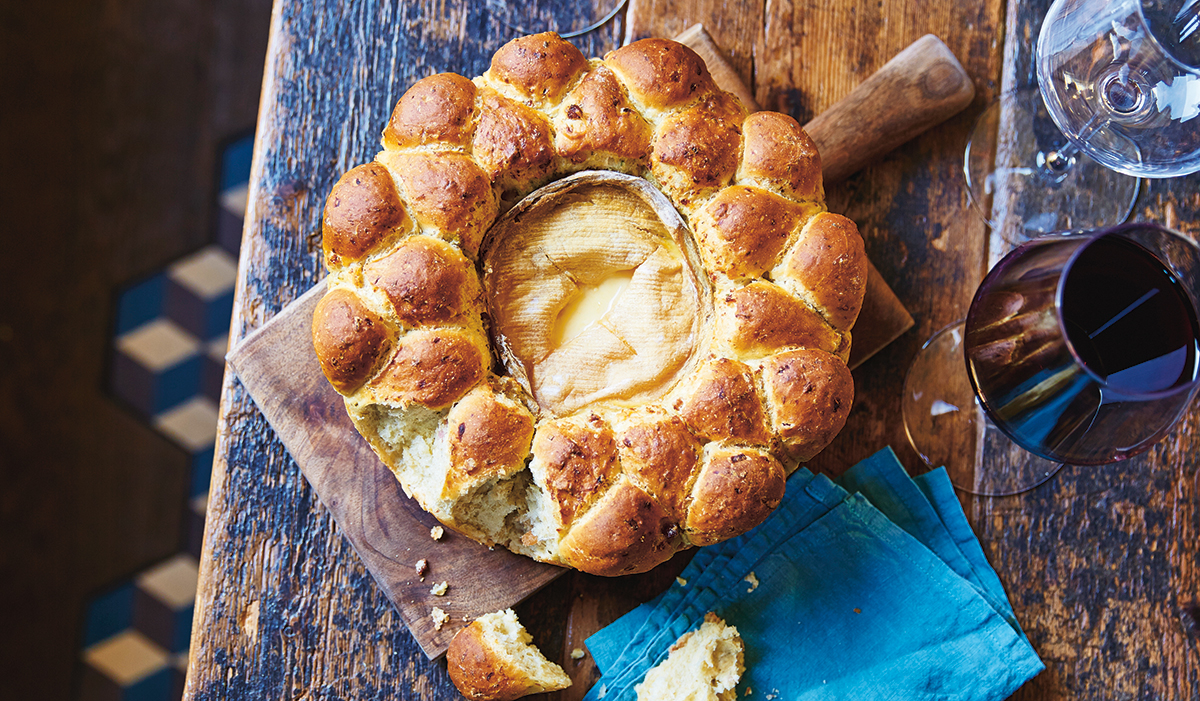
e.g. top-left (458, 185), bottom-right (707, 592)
top-left (312, 33), bottom-right (867, 576)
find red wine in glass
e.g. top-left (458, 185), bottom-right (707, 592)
top-left (1063, 237), bottom-right (1197, 394)
top-left (965, 224), bottom-right (1200, 466)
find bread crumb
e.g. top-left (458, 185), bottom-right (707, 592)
top-left (431, 526), bottom-right (445, 541)
top-left (675, 577), bottom-right (687, 587)
top-left (431, 607), bottom-right (449, 630)
top-left (415, 558), bottom-right (429, 580)
top-left (598, 684), bottom-right (607, 698)
top-left (745, 572), bottom-right (759, 592)
top-left (571, 648), bottom-right (586, 660)
top-left (430, 581), bottom-right (449, 596)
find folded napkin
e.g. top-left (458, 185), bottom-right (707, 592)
top-left (585, 448), bottom-right (1043, 701)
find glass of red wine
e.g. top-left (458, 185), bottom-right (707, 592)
top-left (904, 223), bottom-right (1200, 495)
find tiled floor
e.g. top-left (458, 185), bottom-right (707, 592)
top-left (78, 133), bottom-right (252, 701)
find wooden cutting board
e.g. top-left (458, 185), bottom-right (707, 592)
top-left (226, 28), bottom-right (969, 659)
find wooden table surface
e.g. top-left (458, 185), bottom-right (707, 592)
top-left (185, 0), bottom-right (1200, 699)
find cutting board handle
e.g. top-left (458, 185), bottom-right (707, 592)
top-left (676, 28), bottom-right (976, 184)
top-left (804, 35), bottom-right (976, 183)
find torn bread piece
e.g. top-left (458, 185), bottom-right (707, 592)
top-left (635, 613), bottom-right (744, 701)
top-left (447, 608), bottom-right (572, 701)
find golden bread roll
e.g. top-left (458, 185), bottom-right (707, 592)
top-left (447, 609), bottom-right (571, 701)
top-left (312, 33), bottom-right (867, 576)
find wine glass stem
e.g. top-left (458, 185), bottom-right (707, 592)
top-left (1042, 110), bottom-right (1113, 177)
top-left (1044, 142), bottom-right (1079, 173)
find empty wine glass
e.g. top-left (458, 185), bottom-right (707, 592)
top-left (1042, 0), bottom-right (1200, 177)
top-left (965, 0), bottom-right (1200, 243)
top-left (904, 223), bottom-right (1200, 496)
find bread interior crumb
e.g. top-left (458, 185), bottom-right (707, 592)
top-left (635, 614), bottom-right (744, 701)
top-left (478, 609), bottom-right (571, 691)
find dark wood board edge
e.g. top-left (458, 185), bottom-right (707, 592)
top-left (850, 259), bottom-right (915, 369)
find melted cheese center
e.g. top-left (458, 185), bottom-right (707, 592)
top-left (486, 182), bottom-right (700, 417)
top-left (553, 270), bottom-right (634, 348)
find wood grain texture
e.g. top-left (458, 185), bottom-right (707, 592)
top-left (674, 23), bottom-right (760, 110)
top-left (804, 34), bottom-right (976, 185)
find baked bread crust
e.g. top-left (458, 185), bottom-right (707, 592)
top-left (312, 33), bottom-right (867, 576)
top-left (447, 609), bottom-right (571, 701)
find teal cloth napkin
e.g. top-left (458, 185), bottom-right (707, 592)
top-left (584, 447), bottom-right (1044, 701)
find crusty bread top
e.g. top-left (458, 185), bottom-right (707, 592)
top-left (382, 72), bottom-right (477, 151)
top-left (554, 64), bottom-right (652, 161)
top-left (312, 32), bottom-right (867, 577)
top-left (738, 110), bottom-right (823, 201)
top-left (321, 163), bottom-right (411, 268)
top-left (605, 38), bottom-right (718, 114)
top-left (486, 34), bottom-right (588, 109)
top-left (311, 288), bottom-right (391, 394)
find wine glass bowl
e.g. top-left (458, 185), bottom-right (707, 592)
top-left (964, 0), bottom-right (1200, 243)
top-left (1038, 0), bottom-right (1200, 178)
top-left (966, 224), bottom-right (1200, 467)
